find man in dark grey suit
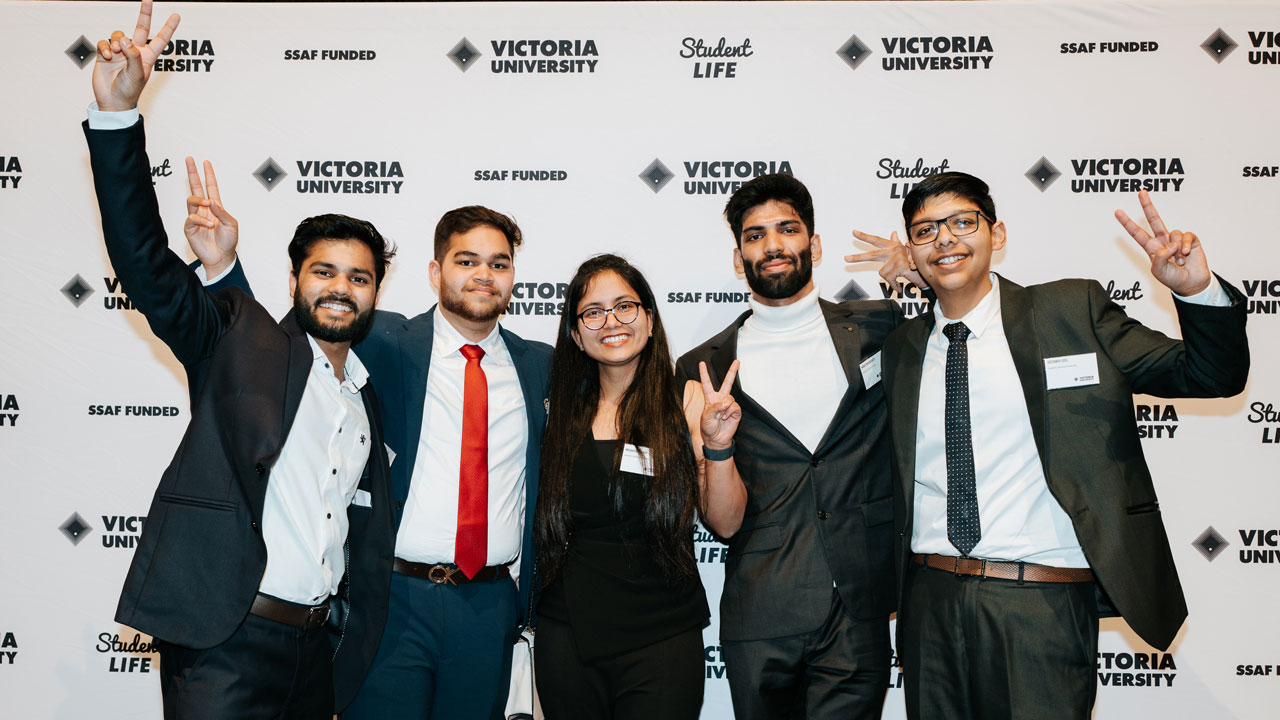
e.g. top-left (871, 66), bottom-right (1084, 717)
top-left (679, 174), bottom-right (901, 720)
top-left (879, 172), bottom-right (1249, 719)
top-left (85, 3), bottom-right (396, 716)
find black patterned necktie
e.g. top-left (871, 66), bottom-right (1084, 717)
top-left (943, 322), bottom-right (980, 556)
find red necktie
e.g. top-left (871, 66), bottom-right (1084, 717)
top-left (456, 344), bottom-right (488, 579)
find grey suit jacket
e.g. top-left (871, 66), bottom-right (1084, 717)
top-left (882, 274), bottom-right (1249, 650)
top-left (677, 298), bottom-right (904, 641)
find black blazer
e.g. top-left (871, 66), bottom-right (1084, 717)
top-left (882, 274), bottom-right (1249, 650)
top-left (84, 119), bottom-right (395, 710)
top-left (676, 298), bottom-right (904, 641)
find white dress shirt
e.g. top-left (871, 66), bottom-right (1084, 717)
top-left (912, 273), bottom-right (1228, 567)
top-left (395, 310), bottom-right (528, 571)
top-left (258, 336), bottom-right (372, 604)
top-left (737, 286), bottom-right (847, 453)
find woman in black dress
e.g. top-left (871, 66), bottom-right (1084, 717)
top-left (534, 254), bottom-right (710, 719)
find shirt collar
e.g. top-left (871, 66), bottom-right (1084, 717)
top-left (746, 284), bottom-right (823, 333)
top-left (931, 273), bottom-right (1002, 342)
top-left (305, 333), bottom-right (369, 391)
top-left (431, 306), bottom-right (509, 362)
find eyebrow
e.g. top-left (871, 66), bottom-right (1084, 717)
top-left (452, 250), bottom-right (513, 263)
top-left (741, 218), bottom-right (801, 236)
top-left (310, 260), bottom-right (373, 278)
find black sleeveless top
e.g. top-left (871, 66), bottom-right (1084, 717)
top-left (537, 436), bottom-right (709, 660)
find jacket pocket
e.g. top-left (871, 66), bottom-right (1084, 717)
top-left (1125, 501), bottom-right (1161, 516)
top-left (158, 493), bottom-right (237, 512)
top-left (735, 524), bottom-right (783, 554)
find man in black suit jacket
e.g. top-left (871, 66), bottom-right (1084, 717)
top-left (679, 174), bottom-right (901, 720)
top-left (878, 172), bottom-right (1249, 719)
top-left (85, 4), bottom-right (395, 716)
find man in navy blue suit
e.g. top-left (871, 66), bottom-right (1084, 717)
top-left (197, 202), bottom-right (551, 719)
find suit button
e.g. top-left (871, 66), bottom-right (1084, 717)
top-left (817, 511), bottom-right (830, 520)
top-left (810, 458), bottom-right (822, 467)
top-left (255, 463), bottom-right (266, 476)
top-left (251, 521), bottom-right (260, 533)
top-left (396, 500), bottom-right (405, 509)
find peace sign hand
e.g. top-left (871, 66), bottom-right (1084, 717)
top-left (699, 360), bottom-right (742, 450)
top-left (846, 229), bottom-right (925, 294)
top-left (1114, 190), bottom-right (1211, 297)
top-left (183, 158), bottom-right (239, 277)
top-left (92, 0), bottom-right (181, 112)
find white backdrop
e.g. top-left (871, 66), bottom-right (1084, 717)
top-left (2, 1), bottom-right (1278, 718)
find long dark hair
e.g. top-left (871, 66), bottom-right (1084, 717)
top-left (536, 254), bottom-right (699, 584)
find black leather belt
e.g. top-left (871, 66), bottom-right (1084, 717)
top-left (249, 593), bottom-right (330, 630)
top-left (912, 553), bottom-right (1095, 583)
top-left (393, 557), bottom-right (511, 585)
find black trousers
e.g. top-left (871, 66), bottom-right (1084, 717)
top-left (721, 589), bottom-right (890, 720)
top-left (157, 610), bottom-right (334, 720)
top-left (535, 615), bottom-right (705, 720)
top-left (900, 561), bottom-right (1099, 720)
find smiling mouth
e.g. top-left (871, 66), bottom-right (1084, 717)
top-left (933, 253), bottom-right (969, 267)
top-left (318, 300), bottom-right (355, 314)
top-left (600, 333), bottom-right (630, 346)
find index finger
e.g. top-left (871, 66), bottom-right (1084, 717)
top-left (699, 361), bottom-right (716, 397)
top-left (203, 161), bottom-right (222, 206)
top-left (132, 0), bottom-right (154, 48)
top-left (718, 359), bottom-right (740, 396)
top-left (850, 229), bottom-right (897, 249)
top-left (145, 9), bottom-right (181, 58)
top-left (185, 157), bottom-right (206, 199)
top-left (1137, 190), bottom-right (1169, 240)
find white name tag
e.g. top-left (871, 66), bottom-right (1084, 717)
top-left (859, 351), bottom-right (883, 389)
top-left (1045, 352), bottom-right (1100, 390)
top-left (352, 489), bottom-right (373, 508)
top-left (620, 444), bottom-right (654, 476)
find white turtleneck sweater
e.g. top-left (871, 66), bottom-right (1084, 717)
top-left (737, 286), bottom-right (847, 453)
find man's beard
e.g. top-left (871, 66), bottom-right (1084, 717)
top-left (439, 283), bottom-right (508, 324)
top-left (293, 293), bottom-right (375, 344)
top-left (742, 248), bottom-right (813, 300)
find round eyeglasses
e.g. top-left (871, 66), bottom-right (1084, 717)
top-left (906, 210), bottom-right (991, 245)
top-left (576, 301), bottom-right (642, 330)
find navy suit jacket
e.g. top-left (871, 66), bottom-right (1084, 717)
top-left (211, 266), bottom-right (553, 626)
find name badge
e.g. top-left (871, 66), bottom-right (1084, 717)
top-left (1045, 352), bottom-right (1100, 390)
top-left (620, 444), bottom-right (654, 476)
top-left (859, 351), bottom-right (883, 389)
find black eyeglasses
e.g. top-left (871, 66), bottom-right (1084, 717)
top-left (906, 210), bottom-right (991, 245)
top-left (576, 301), bottom-right (642, 330)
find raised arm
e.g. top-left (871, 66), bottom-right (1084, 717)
top-left (683, 359), bottom-right (747, 538)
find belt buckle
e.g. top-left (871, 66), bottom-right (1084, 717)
top-left (428, 564), bottom-right (459, 585)
top-left (307, 604), bottom-right (329, 629)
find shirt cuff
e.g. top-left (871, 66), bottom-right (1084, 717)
top-left (1173, 274), bottom-right (1228, 307)
top-left (87, 102), bottom-right (139, 130)
top-left (194, 257), bottom-right (238, 286)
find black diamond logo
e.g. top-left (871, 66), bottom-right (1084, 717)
top-left (835, 280), bottom-right (871, 302)
top-left (836, 35), bottom-right (872, 71)
top-left (61, 274), bottom-right (95, 307)
top-left (65, 36), bottom-right (95, 69)
top-left (448, 38), bottom-right (481, 72)
top-left (1192, 526), bottom-right (1229, 562)
top-left (253, 158), bottom-right (286, 191)
top-left (1024, 157), bottom-right (1062, 192)
top-left (1200, 29), bottom-right (1238, 64)
top-left (639, 159), bottom-right (674, 194)
top-left (59, 512), bottom-right (93, 546)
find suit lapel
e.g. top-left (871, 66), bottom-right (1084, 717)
top-left (998, 275), bottom-right (1050, 475)
top-left (279, 312), bottom-right (314, 440)
top-left (395, 308), bottom-right (436, 500)
top-left (893, 315), bottom-right (931, 508)
top-left (814, 300), bottom-right (865, 451)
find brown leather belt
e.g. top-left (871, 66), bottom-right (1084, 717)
top-left (912, 553), bottom-right (1095, 583)
top-left (393, 557), bottom-right (511, 585)
top-left (249, 593), bottom-right (330, 630)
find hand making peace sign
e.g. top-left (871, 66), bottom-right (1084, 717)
top-left (92, 0), bottom-right (181, 112)
top-left (1114, 190), bottom-right (1212, 297)
top-left (699, 360), bottom-right (742, 452)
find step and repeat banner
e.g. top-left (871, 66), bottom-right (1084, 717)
top-left (2, 1), bottom-right (1278, 718)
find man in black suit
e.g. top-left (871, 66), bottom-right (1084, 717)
top-left (679, 174), bottom-right (901, 720)
top-left (878, 172), bottom-right (1249, 719)
top-left (84, 3), bottom-right (395, 716)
